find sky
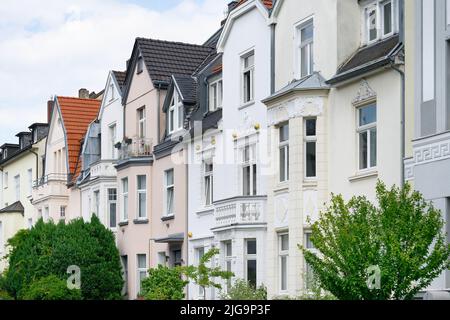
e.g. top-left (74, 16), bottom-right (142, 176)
top-left (0, 0), bottom-right (228, 144)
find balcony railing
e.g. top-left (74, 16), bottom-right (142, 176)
top-left (118, 137), bottom-right (153, 160)
top-left (90, 160), bottom-right (116, 178)
top-left (33, 173), bottom-right (69, 188)
top-left (214, 196), bottom-right (267, 228)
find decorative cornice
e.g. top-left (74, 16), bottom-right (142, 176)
top-left (267, 96), bottom-right (325, 126)
top-left (352, 79), bottom-right (377, 106)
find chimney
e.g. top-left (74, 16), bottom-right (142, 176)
top-left (78, 88), bottom-right (90, 99)
top-left (47, 99), bottom-right (54, 123)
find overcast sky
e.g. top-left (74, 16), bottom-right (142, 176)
top-left (0, 0), bottom-right (227, 144)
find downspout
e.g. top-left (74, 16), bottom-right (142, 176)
top-left (157, 83), bottom-right (162, 144)
top-left (270, 22), bottom-right (276, 94)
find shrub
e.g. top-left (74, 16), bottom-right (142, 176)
top-left (141, 265), bottom-right (188, 300)
top-left (221, 279), bottom-right (267, 300)
top-left (3, 216), bottom-right (123, 300)
top-left (21, 275), bottom-right (82, 300)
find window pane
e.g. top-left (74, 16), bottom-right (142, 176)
top-left (281, 234), bottom-right (289, 251)
top-left (243, 166), bottom-right (250, 196)
top-left (178, 104), bottom-right (183, 128)
top-left (205, 176), bottom-right (212, 205)
top-left (383, 2), bottom-right (392, 35)
top-left (226, 242), bottom-right (232, 257)
top-left (305, 233), bottom-right (315, 249)
top-left (368, 8), bottom-right (377, 41)
top-left (279, 124), bottom-right (289, 142)
top-left (280, 147), bottom-right (287, 182)
top-left (359, 131), bottom-right (368, 170)
top-left (137, 254), bottom-right (146, 268)
top-left (138, 193), bottom-right (146, 218)
top-left (122, 178), bottom-right (128, 192)
top-left (245, 54), bottom-right (254, 68)
top-left (137, 175), bottom-right (146, 190)
top-left (108, 188), bottom-right (117, 201)
top-left (359, 104), bottom-right (377, 126)
top-left (244, 71), bottom-right (251, 102)
top-left (169, 110), bottom-right (174, 131)
top-left (281, 256), bottom-right (287, 291)
top-left (247, 260), bottom-right (257, 287)
top-left (370, 128), bottom-right (377, 168)
top-left (305, 119), bottom-right (316, 136)
top-left (166, 170), bottom-right (174, 185)
top-left (247, 239), bottom-right (257, 255)
top-left (301, 23), bottom-right (313, 42)
top-left (123, 195), bottom-right (128, 220)
top-left (306, 142), bottom-right (316, 177)
top-left (167, 188), bottom-right (174, 214)
top-left (252, 164), bottom-right (257, 195)
top-left (109, 203), bottom-right (117, 228)
top-left (301, 45), bottom-right (309, 78)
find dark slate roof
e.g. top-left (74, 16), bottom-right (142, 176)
top-left (112, 70), bottom-right (127, 91)
top-left (173, 75), bottom-right (197, 104)
top-left (327, 35), bottom-right (402, 85)
top-left (136, 38), bottom-right (214, 84)
top-left (0, 201), bottom-right (24, 214)
top-left (188, 108), bottom-right (222, 137)
top-left (263, 72), bottom-right (329, 103)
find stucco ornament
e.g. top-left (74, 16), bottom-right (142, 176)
top-left (352, 79), bottom-right (377, 105)
top-left (267, 97), bottom-right (324, 126)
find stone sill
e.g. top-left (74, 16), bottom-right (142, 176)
top-left (348, 170), bottom-right (378, 182)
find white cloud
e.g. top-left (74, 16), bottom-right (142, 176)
top-left (0, 0), bottom-right (227, 143)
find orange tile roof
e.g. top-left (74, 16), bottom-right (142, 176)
top-left (56, 96), bottom-right (101, 181)
top-left (238, 0), bottom-right (273, 9)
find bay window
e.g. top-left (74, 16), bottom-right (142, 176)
top-left (357, 103), bottom-right (377, 171)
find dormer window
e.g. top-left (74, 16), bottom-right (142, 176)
top-left (168, 91), bottom-right (184, 134)
top-left (363, 0), bottom-right (397, 44)
top-left (209, 77), bottom-right (223, 112)
top-left (137, 55), bottom-right (144, 74)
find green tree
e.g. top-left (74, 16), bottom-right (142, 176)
top-left (182, 248), bottom-right (234, 300)
top-left (141, 265), bottom-right (188, 300)
top-left (220, 279), bottom-right (267, 300)
top-left (3, 216), bottom-right (123, 300)
top-left (21, 275), bottom-right (82, 300)
top-left (300, 181), bottom-right (450, 300)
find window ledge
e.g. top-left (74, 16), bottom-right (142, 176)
top-left (196, 207), bottom-right (214, 216)
top-left (239, 101), bottom-right (255, 110)
top-left (348, 170), bottom-right (378, 182)
top-left (133, 218), bottom-right (149, 225)
top-left (161, 215), bottom-right (175, 222)
top-left (118, 221), bottom-right (129, 227)
top-left (273, 183), bottom-right (289, 193)
top-left (303, 179), bottom-right (318, 188)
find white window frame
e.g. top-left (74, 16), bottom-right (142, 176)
top-left (107, 188), bottom-right (117, 229)
top-left (357, 103), bottom-right (377, 172)
top-left (296, 18), bottom-right (314, 78)
top-left (60, 206), bottom-right (66, 219)
top-left (136, 254), bottom-right (147, 296)
top-left (278, 233), bottom-right (289, 293)
top-left (14, 174), bottom-right (20, 201)
top-left (121, 178), bottom-right (128, 222)
top-left (138, 107), bottom-right (146, 139)
top-left (241, 144), bottom-right (257, 196)
top-left (165, 169), bottom-right (175, 217)
top-left (209, 78), bottom-right (223, 112)
top-left (109, 123), bottom-right (117, 159)
top-left (203, 161), bottom-right (213, 207)
top-left (279, 124), bottom-right (289, 183)
top-left (241, 51), bottom-right (255, 105)
top-left (168, 91), bottom-right (184, 134)
top-left (244, 238), bottom-right (257, 287)
top-left (363, 0), bottom-right (397, 45)
top-left (136, 175), bottom-right (147, 219)
top-left (304, 118), bottom-right (317, 179)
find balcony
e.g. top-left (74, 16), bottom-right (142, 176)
top-left (118, 137), bottom-right (153, 160)
top-left (32, 173), bottom-right (70, 202)
top-left (213, 196), bottom-right (267, 228)
top-left (90, 160), bottom-right (116, 178)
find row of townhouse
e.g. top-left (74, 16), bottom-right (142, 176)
top-left (0, 0), bottom-right (448, 300)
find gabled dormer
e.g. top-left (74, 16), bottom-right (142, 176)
top-left (15, 132), bottom-right (32, 150)
top-left (0, 144), bottom-right (19, 162)
top-left (28, 123), bottom-right (49, 144)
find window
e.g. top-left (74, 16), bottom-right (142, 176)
top-left (242, 145), bottom-right (257, 196)
top-left (364, 0), bottom-right (396, 44)
top-left (165, 169), bottom-right (174, 216)
top-left (204, 162), bottom-right (213, 206)
top-left (93, 190), bottom-right (100, 216)
top-left (60, 206), bottom-right (66, 219)
top-left (209, 78), bottom-right (223, 111)
top-left (138, 107), bottom-right (146, 139)
top-left (279, 233), bottom-right (289, 292)
top-left (297, 19), bottom-right (314, 78)
top-left (304, 231), bottom-right (318, 291)
top-left (108, 188), bottom-right (117, 228)
top-left (0, 221), bottom-right (3, 254)
top-left (172, 249), bottom-right (182, 267)
top-left (136, 254), bottom-right (147, 296)
top-left (279, 124), bottom-right (289, 182)
top-left (242, 52), bottom-right (255, 104)
top-left (168, 92), bottom-right (184, 133)
top-left (14, 175), bottom-right (20, 201)
top-left (357, 103), bottom-right (377, 170)
top-left (245, 239), bottom-right (257, 287)
top-left (304, 118), bottom-right (317, 178)
top-left (196, 247), bottom-right (205, 296)
top-left (44, 207), bottom-right (49, 222)
top-left (121, 255), bottom-right (128, 296)
top-left (137, 55), bottom-right (144, 74)
top-left (121, 178), bottom-right (128, 221)
top-left (224, 241), bottom-right (233, 291)
top-left (137, 175), bottom-right (147, 219)
top-left (109, 83), bottom-right (115, 101)
top-left (109, 123), bottom-right (117, 159)
top-left (4, 172), bottom-right (8, 189)
top-left (27, 169), bottom-right (32, 195)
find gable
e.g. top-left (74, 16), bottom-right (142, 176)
top-left (98, 71), bottom-right (124, 121)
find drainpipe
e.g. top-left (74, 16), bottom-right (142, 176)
top-left (270, 22), bottom-right (276, 94)
top-left (157, 83), bottom-right (162, 144)
top-left (390, 61), bottom-right (405, 188)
